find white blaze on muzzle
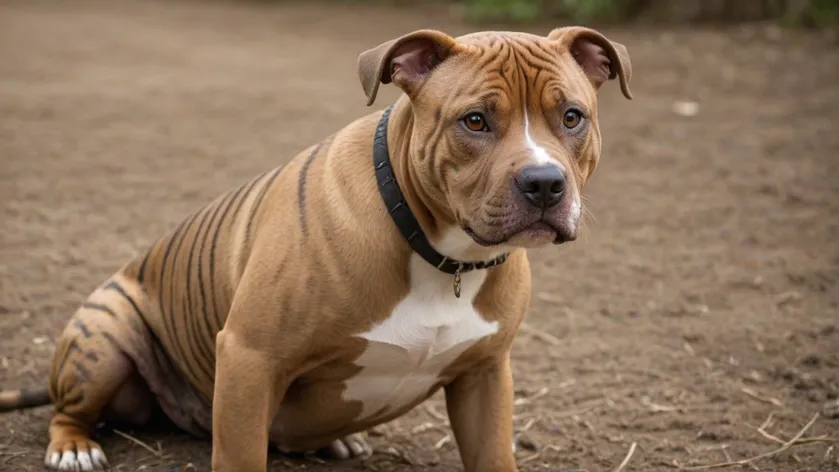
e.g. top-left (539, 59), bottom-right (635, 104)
top-left (523, 108), bottom-right (553, 166)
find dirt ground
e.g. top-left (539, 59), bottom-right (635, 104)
top-left (1, 0), bottom-right (838, 471)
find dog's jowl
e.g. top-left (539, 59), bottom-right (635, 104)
top-left (0, 26), bottom-right (631, 472)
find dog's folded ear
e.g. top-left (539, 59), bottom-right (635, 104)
top-left (358, 29), bottom-right (460, 106)
top-left (548, 27), bottom-right (633, 100)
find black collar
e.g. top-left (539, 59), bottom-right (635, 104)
top-left (373, 105), bottom-right (509, 296)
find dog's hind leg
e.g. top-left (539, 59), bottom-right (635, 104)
top-left (45, 276), bottom-right (154, 471)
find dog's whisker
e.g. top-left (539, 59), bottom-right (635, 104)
top-left (582, 207), bottom-right (598, 228)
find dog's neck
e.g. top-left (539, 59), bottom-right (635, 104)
top-left (384, 98), bottom-right (506, 263)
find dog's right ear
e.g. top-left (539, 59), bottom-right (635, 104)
top-left (358, 29), bottom-right (460, 106)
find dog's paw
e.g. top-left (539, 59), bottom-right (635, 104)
top-left (319, 433), bottom-right (372, 460)
top-left (45, 439), bottom-right (108, 471)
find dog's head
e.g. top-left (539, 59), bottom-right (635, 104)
top-left (358, 27), bottom-right (632, 250)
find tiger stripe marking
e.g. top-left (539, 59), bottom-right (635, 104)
top-left (58, 391), bottom-right (84, 410)
top-left (73, 362), bottom-right (92, 382)
top-left (207, 181), bottom-right (252, 327)
top-left (183, 204), bottom-right (220, 386)
top-left (103, 280), bottom-right (141, 314)
top-left (166, 208), bottom-right (207, 387)
top-left (296, 142), bottom-right (324, 236)
top-left (197, 192), bottom-right (231, 337)
top-left (53, 339), bottom-right (81, 387)
top-left (80, 303), bottom-right (115, 317)
top-left (155, 215), bottom-right (196, 382)
top-left (245, 167), bottom-right (284, 246)
top-left (73, 319), bottom-right (92, 338)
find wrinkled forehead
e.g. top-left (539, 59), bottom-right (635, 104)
top-left (455, 30), bottom-right (546, 46)
top-left (440, 31), bottom-right (593, 109)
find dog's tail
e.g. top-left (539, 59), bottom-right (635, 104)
top-left (0, 387), bottom-right (52, 412)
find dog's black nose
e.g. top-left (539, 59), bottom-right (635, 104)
top-left (515, 164), bottom-right (565, 209)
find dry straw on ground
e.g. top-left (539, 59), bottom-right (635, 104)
top-left (674, 413), bottom-right (828, 470)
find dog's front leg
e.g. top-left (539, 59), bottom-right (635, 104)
top-left (445, 353), bottom-right (518, 472)
top-left (211, 327), bottom-right (286, 472)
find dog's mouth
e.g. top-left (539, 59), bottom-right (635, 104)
top-left (463, 226), bottom-right (501, 247)
top-left (464, 219), bottom-right (572, 247)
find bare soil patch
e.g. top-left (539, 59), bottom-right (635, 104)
top-left (1, 1), bottom-right (837, 470)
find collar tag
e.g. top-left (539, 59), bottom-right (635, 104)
top-left (453, 266), bottom-right (462, 299)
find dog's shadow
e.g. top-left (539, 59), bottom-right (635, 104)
top-left (93, 411), bottom-right (368, 471)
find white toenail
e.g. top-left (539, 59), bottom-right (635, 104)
top-left (331, 439), bottom-right (350, 460)
top-left (77, 451), bottom-right (93, 471)
top-left (58, 450), bottom-right (76, 470)
top-left (91, 448), bottom-right (106, 467)
top-left (349, 440), bottom-right (365, 456)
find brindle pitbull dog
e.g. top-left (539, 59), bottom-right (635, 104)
top-left (0, 26), bottom-right (631, 472)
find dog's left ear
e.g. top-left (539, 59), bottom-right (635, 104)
top-left (548, 27), bottom-right (633, 100)
top-left (358, 29), bottom-right (460, 106)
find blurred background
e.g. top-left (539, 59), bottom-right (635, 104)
top-left (1, 0), bottom-right (837, 471)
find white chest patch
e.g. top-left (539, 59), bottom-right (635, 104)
top-left (342, 252), bottom-right (499, 421)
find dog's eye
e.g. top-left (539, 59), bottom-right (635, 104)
top-left (562, 109), bottom-right (583, 129)
top-left (463, 113), bottom-right (489, 132)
